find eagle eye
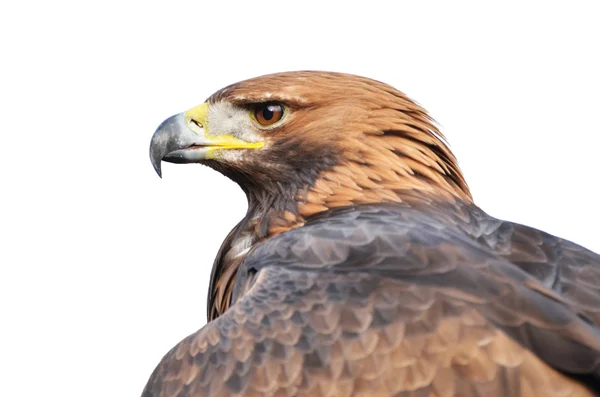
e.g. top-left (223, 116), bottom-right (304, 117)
top-left (253, 103), bottom-right (284, 127)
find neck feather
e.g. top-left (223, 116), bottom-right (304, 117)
top-left (246, 131), bottom-right (472, 238)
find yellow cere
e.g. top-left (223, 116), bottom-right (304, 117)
top-left (184, 102), bottom-right (264, 155)
top-left (184, 103), bottom-right (209, 130)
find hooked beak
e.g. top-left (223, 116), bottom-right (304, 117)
top-left (149, 103), bottom-right (264, 177)
top-left (149, 112), bottom-right (207, 177)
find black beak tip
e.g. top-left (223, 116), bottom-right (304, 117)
top-left (154, 164), bottom-right (163, 178)
top-left (150, 146), bottom-right (163, 178)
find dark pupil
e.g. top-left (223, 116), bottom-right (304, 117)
top-left (262, 105), bottom-right (276, 121)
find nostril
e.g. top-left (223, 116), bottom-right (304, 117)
top-left (191, 119), bottom-right (203, 128)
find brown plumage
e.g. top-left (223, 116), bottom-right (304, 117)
top-left (146, 71), bottom-right (600, 396)
top-left (205, 72), bottom-right (471, 320)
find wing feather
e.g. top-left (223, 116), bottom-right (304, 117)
top-left (143, 204), bottom-right (600, 397)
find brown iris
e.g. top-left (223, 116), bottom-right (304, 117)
top-left (254, 103), bottom-right (284, 126)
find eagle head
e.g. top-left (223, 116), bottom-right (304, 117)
top-left (150, 71), bottom-right (471, 224)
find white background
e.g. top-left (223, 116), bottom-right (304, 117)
top-left (1, 1), bottom-right (599, 396)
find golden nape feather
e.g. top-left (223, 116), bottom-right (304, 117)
top-left (146, 71), bottom-right (600, 397)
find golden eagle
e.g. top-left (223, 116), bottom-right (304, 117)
top-left (145, 71), bottom-right (600, 396)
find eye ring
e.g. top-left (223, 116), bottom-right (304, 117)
top-left (252, 103), bottom-right (285, 127)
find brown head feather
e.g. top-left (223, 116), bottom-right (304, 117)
top-left (206, 71), bottom-right (472, 320)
